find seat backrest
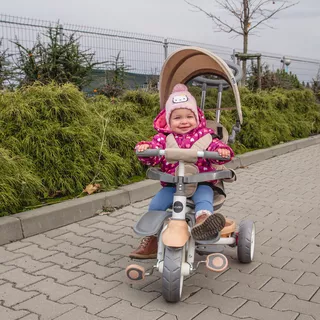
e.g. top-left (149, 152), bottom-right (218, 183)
top-left (206, 120), bottom-right (229, 144)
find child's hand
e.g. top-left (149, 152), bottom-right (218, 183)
top-left (136, 144), bottom-right (150, 152)
top-left (217, 148), bottom-right (230, 158)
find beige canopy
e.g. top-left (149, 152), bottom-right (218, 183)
top-left (159, 47), bottom-right (243, 124)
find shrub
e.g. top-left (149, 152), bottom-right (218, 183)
top-left (247, 64), bottom-right (302, 91)
top-left (14, 26), bottom-right (101, 89)
top-left (0, 148), bottom-right (43, 215)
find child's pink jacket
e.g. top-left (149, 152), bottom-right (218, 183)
top-left (136, 107), bottom-right (234, 184)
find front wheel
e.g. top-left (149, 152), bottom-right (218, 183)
top-left (162, 246), bottom-right (185, 302)
top-left (237, 220), bottom-right (255, 263)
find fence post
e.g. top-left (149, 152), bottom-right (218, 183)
top-left (58, 24), bottom-right (64, 45)
top-left (163, 38), bottom-right (168, 60)
top-left (232, 49), bottom-right (236, 63)
top-left (257, 55), bottom-right (261, 90)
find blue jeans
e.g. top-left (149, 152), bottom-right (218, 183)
top-left (149, 184), bottom-right (213, 214)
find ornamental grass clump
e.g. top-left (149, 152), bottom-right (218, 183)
top-left (0, 148), bottom-right (43, 216)
top-left (0, 82), bottom-right (133, 209)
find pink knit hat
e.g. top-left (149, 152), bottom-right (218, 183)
top-left (165, 84), bottom-right (199, 127)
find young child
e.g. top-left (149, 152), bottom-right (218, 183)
top-left (129, 84), bottom-right (234, 259)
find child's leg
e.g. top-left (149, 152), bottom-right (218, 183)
top-left (129, 187), bottom-right (175, 259)
top-left (191, 184), bottom-right (213, 218)
top-left (148, 186), bottom-right (175, 211)
top-left (191, 184), bottom-right (225, 241)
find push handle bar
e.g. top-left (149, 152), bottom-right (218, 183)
top-left (136, 149), bottom-right (230, 161)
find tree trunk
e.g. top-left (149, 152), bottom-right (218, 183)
top-left (241, 0), bottom-right (249, 86)
top-left (242, 32), bottom-right (248, 86)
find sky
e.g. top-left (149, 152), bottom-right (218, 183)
top-left (1, 0), bottom-right (320, 81)
top-left (1, 0), bottom-right (319, 59)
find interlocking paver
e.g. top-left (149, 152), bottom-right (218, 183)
top-left (59, 223), bottom-right (97, 235)
top-left (98, 300), bottom-right (164, 320)
top-left (0, 247), bottom-right (25, 263)
top-left (34, 265), bottom-right (84, 283)
top-left (0, 264), bottom-right (15, 274)
top-left (184, 288), bottom-right (246, 315)
top-left (79, 238), bottom-right (123, 253)
top-left (53, 232), bottom-right (95, 245)
top-left (54, 306), bottom-right (110, 320)
top-left (0, 305), bottom-right (28, 320)
top-left (86, 221), bottom-right (124, 232)
top-left (66, 273), bottom-right (121, 295)
top-left (24, 278), bottom-right (80, 300)
top-left (49, 242), bottom-right (91, 257)
top-left (0, 282), bottom-right (39, 307)
top-left (83, 229), bottom-right (123, 242)
top-left (283, 258), bottom-right (320, 276)
top-left (14, 244), bottom-right (58, 260)
top-left (224, 283), bottom-right (283, 308)
top-left (4, 241), bottom-right (32, 251)
top-left (274, 294), bottom-right (320, 319)
top-left (233, 301), bottom-right (298, 320)
top-left (19, 314), bottom-right (39, 320)
top-left (102, 283), bottom-right (160, 308)
top-left (21, 234), bottom-right (63, 249)
top-left (41, 252), bottom-right (88, 269)
top-left (192, 307), bottom-right (256, 320)
top-left (216, 269), bottom-right (271, 289)
top-left (184, 273), bottom-right (236, 294)
top-left (296, 272), bottom-right (320, 287)
top-left (273, 247), bottom-right (319, 263)
top-left (59, 288), bottom-right (119, 314)
top-left (143, 297), bottom-right (206, 320)
top-left (0, 268), bottom-right (45, 288)
top-left (311, 289), bottom-right (320, 303)
top-left (14, 294), bottom-right (75, 320)
top-left (251, 263), bottom-right (303, 283)
top-left (252, 252), bottom-right (291, 268)
top-left (4, 255), bottom-right (53, 272)
top-left (71, 261), bottom-right (122, 279)
top-left (261, 278), bottom-right (319, 301)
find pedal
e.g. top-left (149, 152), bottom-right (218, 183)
top-left (125, 264), bottom-right (145, 281)
top-left (206, 253), bottom-right (228, 272)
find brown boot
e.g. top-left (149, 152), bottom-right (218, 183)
top-left (191, 212), bottom-right (226, 241)
top-left (129, 236), bottom-right (158, 259)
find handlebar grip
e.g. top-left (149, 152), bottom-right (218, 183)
top-left (136, 149), bottom-right (161, 157)
top-left (202, 151), bottom-right (230, 161)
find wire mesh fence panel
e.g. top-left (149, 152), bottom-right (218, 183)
top-left (167, 37), bottom-right (234, 62)
top-left (1, 13), bottom-right (319, 87)
top-left (62, 23), bottom-right (165, 75)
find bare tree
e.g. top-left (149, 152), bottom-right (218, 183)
top-left (185, 0), bottom-right (298, 83)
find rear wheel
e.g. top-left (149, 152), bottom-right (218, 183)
top-left (162, 246), bottom-right (185, 302)
top-left (237, 220), bottom-right (255, 263)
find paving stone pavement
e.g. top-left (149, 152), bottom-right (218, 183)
top-left (1, 144), bottom-right (320, 320)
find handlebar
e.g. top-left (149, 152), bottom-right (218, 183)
top-left (136, 149), bottom-right (230, 162)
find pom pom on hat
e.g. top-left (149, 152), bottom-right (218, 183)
top-left (165, 83), bottom-right (199, 127)
top-left (171, 83), bottom-right (188, 93)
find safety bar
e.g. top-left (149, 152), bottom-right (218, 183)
top-left (184, 170), bottom-right (234, 183)
top-left (147, 168), bottom-right (177, 183)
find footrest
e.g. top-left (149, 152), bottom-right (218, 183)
top-left (133, 210), bottom-right (172, 236)
top-left (206, 253), bottom-right (228, 272)
top-left (125, 264), bottom-right (145, 281)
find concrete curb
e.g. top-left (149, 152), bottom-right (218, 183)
top-left (1, 135), bottom-right (319, 245)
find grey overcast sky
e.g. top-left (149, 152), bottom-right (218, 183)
top-left (1, 0), bottom-right (320, 60)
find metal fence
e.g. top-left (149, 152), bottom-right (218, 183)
top-left (1, 13), bottom-right (319, 85)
